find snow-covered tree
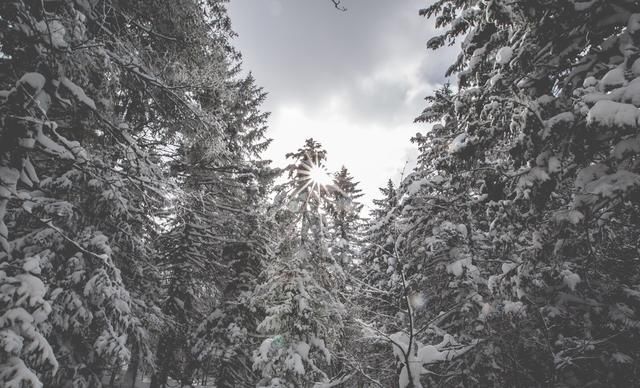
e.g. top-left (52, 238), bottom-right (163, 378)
top-left (404, 0), bottom-right (640, 385)
top-left (0, 0), bottom-right (275, 386)
top-left (363, 179), bottom-right (400, 281)
top-left (325, 166), bottom-right (364, 268)
top-left (251, 139), bottom-right (349, 388)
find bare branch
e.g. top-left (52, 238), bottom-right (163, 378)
top-left (330, 0), bottom-right (347, 11)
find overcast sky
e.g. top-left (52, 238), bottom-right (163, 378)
top-left (227, 0), bottom-right (456, 208)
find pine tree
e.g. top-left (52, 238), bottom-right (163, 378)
top-left (251, 139), bottom-right (348, 388)
top-left (339, 179), bottom-right (400, 387)
top-left (0, 0), bottom-right (275, 386)
top-left (148, 28), bottom-right (278, 387)
top-left (366, 179), bottom-right (399, 271)
top-left (401, 1), bottom-right (640, 385)
top-left (325, 166), bottom-right (364, 267)
top-left (185, 89), bottom-right (278, 387)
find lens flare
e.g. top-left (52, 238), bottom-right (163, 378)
top-left (308, 165), bottom-right (332, 186)
top-left (291, 152), bottom-right (337, 200)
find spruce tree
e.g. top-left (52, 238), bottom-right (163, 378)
top-left (399, 0), bottom-right (640, 385)
top-left (325, 166), bottom-right (364, 268)
top-left (0, 0), bottom-right (275, 386)
top-left (252, 139), bottom-right (348, 388)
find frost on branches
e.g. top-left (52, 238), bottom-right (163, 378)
top-left (400, 0), bottom-right (640, 385)
top-left (3, 0), bottom-right (640, 387)
top-left (251, 140), bottom-right (349, 388)
top-left (0, 0), bottom-right (275, 386)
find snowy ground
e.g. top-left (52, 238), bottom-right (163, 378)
top-left (104, 376), bottom-right (215, 388)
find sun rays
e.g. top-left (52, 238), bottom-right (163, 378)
top-left (308, 164), bottom-right (333, 186)
top-left (291, 152), bottom-right (338, 200)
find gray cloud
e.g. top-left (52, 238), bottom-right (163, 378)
top-left (229, 0), bottom-right (451, 111)
top-left (227, 0), bottom-right (457, 205)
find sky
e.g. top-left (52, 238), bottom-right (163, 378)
top-left (227, 0), bottom-right (457, 208)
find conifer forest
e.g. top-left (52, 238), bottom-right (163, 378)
top-left (3, 0), bottom-right (640, 387)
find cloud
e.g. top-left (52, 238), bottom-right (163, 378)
top-left (262, 93), bottom-right (423, 208)
top-left (229, 0), bottom-right (450, 109)
top-left (227, 0), bottom-right (457, 206)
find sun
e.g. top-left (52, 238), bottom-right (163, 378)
top-left (308, 165), bottom-right (332, 186)
top-left (292, 155), bottom-right (335, 199)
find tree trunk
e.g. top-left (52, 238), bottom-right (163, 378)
top-left (150, 337), bottom-right (170, 388)
top-left (122, 344), bottom-right (140, 388)
top-left (108, 365), bottom-right (118, 387)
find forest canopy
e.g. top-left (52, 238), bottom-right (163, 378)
top-left (1, 0), bottom-right (640, 387)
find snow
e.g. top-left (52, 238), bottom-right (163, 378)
top-left (575, 163), bottom-right (609, 189)
top-left (583, 76), bottom-right (640, 107)
top-left (0, 357), bottom-right (43, 388)
top-left (462, 26), bottom-right (477, 50)
top-left (489, 73), bottom-right (503, 87)
top-left (583, 76), bottom-right (598, 88)
top-left (392, 332), bottom-right (479, 388)
top-left (35, 20), bottom-right (68, 49)
top-left (255, 337), bottom-right (273, 365)
top-left (390, 331), bottom-right (410, 360)
top-left (633, 58), bottom-right (640, 76)
top-left (479, 303), bottom-right (495, 320)
top-left (406, 179), bottom-right (422, 196)
top-left (285, 352), bottom-right (305, 375)
top-left (35, 130), bottom-right (74, 160)
top-left (0, 166), bottom-right (19, 200)
top-left (295, 341), bottom-right (310, 359)
top-left (599, 67), bottom-right (626, 91)
top-left (446, 258), bottom-right (472, 277)
top-left (298, 296), bottom-right (309, 312)
top-left (543, 112), bottom-right (575, 138)
top-left (106, 376), bottom-right (214, 388)
top-left (0, 330), bottom-right (23, 354)
top-left (398, 363), bottom-right (423, 388)
top-left (0, 308), bottom-right (34, 331)
top-left (628, 13), bottom-right (640, 34)
top-left (22, 158), bottom-right (38, 185)
top-left (418, 343), bottom-right (446, 364)
top-left (612, 134), bottom-right (640, 159)
top-left (17, 72), bottom-right (45, 92)
top-left (612, 352), bottom-right (633, 364)
top-left (583, 170), bottom-right (640, 198)
top-left (516, 77), bottom-right (534, 89)
top-left (573, 0), bottom-right (598, 11)
top-left (587, 100), bottom-right (640, 128)
top-left (390, 332), bottom-right (423, 388)
top-left (312, 374), bottom-right (354, 388)
top-left (501, 262), bottom-right (517, 274)
top-left (22, 256), bottom-right (41, 275)
top-left (448, 133), bottom-right (469, 154)
top-left (406, 177), bottom-right (433, 196)
top-left (0, 88), bottom-right (13, 102)
top-left (15, 274), bottom-right (46, 307)
top-left (503, 301), bottom-right (526, 316)
top-left (548, 156), bottom-right (561, 173)
top-left (409, 292), bottom-right (426, 309)
top-left (468, 47), bottom-right (486, 71)
top-left (61, 77), bottom-right (96, 109)
top-left (561, 269), bottom-right (581, 291)
top-left (456, 224), bottom-right (468, 237)
top-left (95, 330), bottom-right (130, 363)
top-left (617, 77), bottom-right (640, 106)
top-left (518, 167), bottom-right (550, 188)
top-left (495, 46), bottom-right (513, 65)
top-left (310, 335), bottom-right (331, 363)
top-left (553, 209), bottom-right (584, 225)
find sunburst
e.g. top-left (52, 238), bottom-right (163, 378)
top-left (292, 152), bottom-right (335, 199)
